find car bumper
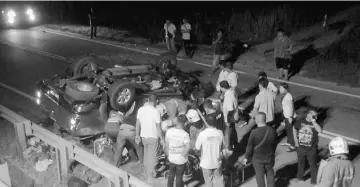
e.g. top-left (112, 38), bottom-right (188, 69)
top-left (36, 93), bottom-right (105, 137)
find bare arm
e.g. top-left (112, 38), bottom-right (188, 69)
top-left (312, 120), bottom-right (323, 133)
top-left (244, 131), bottom-right (254, 160)
top-left (136, 119), bottom-right (141, 137)
top-left (293, 126), bottom-right (299, 146)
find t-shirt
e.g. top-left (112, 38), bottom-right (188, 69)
top-left (294, 119), bottom-right (318, 148)
top-left (165, 128), bottom-right (190, 165)
top-left (137, 105), bottom-right (161, 138)
top-left (273, 36), bottom-right (292, 59)
top-left (254, 90), bottom-right (275, 123)
top-left (267, 81), bottom-right (278, 94)
top-left (216, 70), bottom-right (238, 91)
top-left (164, 23), bottom-right (176, 38)
top-left (245, 126), bottom-right (277, 161)
top-left (195, 127), bottom-right (224, 169)
top-left (281, 92), bottom-right (294, 119)
top-left (181, 23), bottom-right (191, 40)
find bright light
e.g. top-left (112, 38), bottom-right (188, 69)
top-left (7, 18), bottom-right (14, 24)
top-left (26, 8), bottom-right (33, 15)
top-left (1, 10), bottom-right (4, 14)
top-left (36, 98), bottom-right (40, 105)
top-left (7, 10), bottom-right (16, 17)
top-left (29, 14), bottom-right (35, 21)
top-left (36, 91), bottom-right (41, 98)
top-left (70, 118), bottom-right (76, 125)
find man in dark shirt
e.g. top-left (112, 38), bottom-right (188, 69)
top-left (292, 109), bottom-right (322, 186)
top-left (88, 8), bottom-right (97, 39)
top-left (242, 112), bottom-right (277, 187)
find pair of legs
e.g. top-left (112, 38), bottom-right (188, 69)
top-left (252, 157), bottom-right (276, 187)
top-left (275, 57), bottom-right (291, 80)
top-left (212, 54), bottom-right (225, 73)
top-left (166, 37), bottom-right (176, 52)
top-left (111, 124), bottom-right (144, 167)
top-left (90, 23), bottom-right (97, 38)
top-left (296, 146), bottom-right (318, 185)
top-left (167, 162), bottom-right (186, 187)
top-left (282, 117), bottom-right (296, 151)
top-left (202, 166), bottom-right (224, 187)
top-left (183, 39), bottom-right (192, 57)
top-left (142, 137), bottom-right (160, 183)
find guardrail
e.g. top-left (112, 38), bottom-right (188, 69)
top-left (0, 105), bottom-right (151, 187)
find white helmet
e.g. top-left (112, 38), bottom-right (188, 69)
top-left (156, 103), bottom-right (168, 117)
top-left (329, 137), bottom-right (349, 156)
top-left (186, 109), bottom-right (200, 123)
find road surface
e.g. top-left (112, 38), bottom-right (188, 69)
top-left (0, 28), bottom-right (359, 186)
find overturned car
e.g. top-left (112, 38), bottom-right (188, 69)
top-left (35, 52), bottom-right (207, 138)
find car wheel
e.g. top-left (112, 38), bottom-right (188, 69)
top-left (108, 81), bottom-right (136, 111)
top-left (73, 57), bottom-right (99, 77)
top-left (67, 176), bottom-right (89, 187)
top-left (156, 52), bottom-right (178, 74)
top-left (65, 81), bottom-right (100, 101)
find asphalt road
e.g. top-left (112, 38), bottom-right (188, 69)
top-left (0, 28), bottom-right (359, 186)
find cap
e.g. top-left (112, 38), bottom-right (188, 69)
top-left (186, 109), bottom-right (200, 123)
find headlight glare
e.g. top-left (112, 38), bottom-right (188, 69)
top-left (29, 14), bottom-right (35, 21)
top-left (26, 8), bottom-right (33, 15)
top-left (7, 10), bottom-right (16, 17)
top-left (36, 90), bottom-right (41, 98)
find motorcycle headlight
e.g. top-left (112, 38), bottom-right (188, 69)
top-left (29, 14), bottom-right (35, 21)
top-left (36, 90), bottom-right (42, 98)
top-left (7, 10), bottom-right (16, 18)
top-left (26, 8), bottom-right (33, 15)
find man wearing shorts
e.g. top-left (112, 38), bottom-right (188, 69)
top-left (273, 28), bottom-right (292, 80)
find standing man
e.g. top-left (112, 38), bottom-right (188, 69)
top-left (242, 112), bottom-right (278, 187)
top-left (279, 83), bottom-right (296, 152)
top-left (317, 137), bottom-right (355, 187)
top-left (164, 20), bottom-right (177, 52)
top-left (165, 115), bottom-right (191, 187)
top-left (251, 77), bottom-right (276, 125)
top-left (88, 8), bottom-right (97, 39)
top-left (212, 29), bottom-right (226, 73)
top-left (135, 94), bottom-right (164, 184)
top-left (181, 18), bottom-right (192, 58)
top-left (273, 28), bottom-right (292, 80)
top-left (258, 71), bottom-right (278, 95)
top-left (216, 62), bottom-right (238, 97)
top-left (195, 115), bottom-right (225, 187)
top-left (292, 109), bottom-right (323, 186)
top-left (219, 80), bottom-right (239, 150)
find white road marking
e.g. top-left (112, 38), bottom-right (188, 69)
top-left (0, 40), bottom-right (67, 61)
top-left (38, 28), bottom-right (360, 99)
top-left (0, 81), bottom-right (359, 145)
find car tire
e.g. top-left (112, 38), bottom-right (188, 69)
top-left (65, 81), bottom-right (100, 101)
top-left (73, 57), bottom-right (99, 77)
top-left (108, 81), bottom-right (136, 111)
top-left (156, 52), bottom-right (178, 74)
top-left (67, 176), bottom-right (89, 187)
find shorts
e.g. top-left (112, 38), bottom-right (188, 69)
top-left (275, 57), bottom-right (291, 69)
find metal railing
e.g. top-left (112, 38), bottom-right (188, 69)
top-left (0, 105), bottom-right (150, 187)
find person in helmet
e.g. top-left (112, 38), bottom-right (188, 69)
top-left (317, 137), bottom-right (355, 187)
top-left (185, 109), bottom-right (204, 149)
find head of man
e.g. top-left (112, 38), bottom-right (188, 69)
top-left (217, 29), bottom-right (223, 38)
top-left (277, 28), bottom-right (285, 37)
top-left (204, 114), bottom-right (217, 128)
top-left (224, 62), bottom-right (233, 72)
top-left (306, 109), bottom-right (318, 122)
top-left (255, 112), bottom-right (267, 127)
top-left (328, 137), bottom-right (349, 156)
top-left (166, 20), bottom-right (171, 25)
top-left (90, 8), bottom-right (93, 12)
top-left (183, 18), bottom-right (188, 24)
top-left (279, 83), bottom-right (289, 94)
top-left (258, 71), bottom-right (267, 80)
top-left (258, 77), bottom-right (268, 91)
top-left (176, 114), bottom-right (187, 129)
top-left (220, 80), bottom-right (230, 93)
top-left (147, 94), bottom-right (158, 106)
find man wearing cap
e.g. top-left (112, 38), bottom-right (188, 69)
top-left (135, 94), bottom-right (164, 184)
top-left (195, 114), bottom-right (225, 187)
top-left (164, 20), bottom-right (177, 52)
top-left (219, 80), bottom-right (239, 150)
top-left (185, 109), bottom-right (204, 149)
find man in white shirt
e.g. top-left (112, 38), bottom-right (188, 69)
top-left (216, 62), bottom-right (238, 94)
top-left (258, 71), bottom-right (278, 96)
top-left (165, 115), bottom-right (190, 187)
top-left (251, 77), bottom-right (276, 124)
top-left (164, 20), bottom-right (177, 52)
top-left (195, 114), bottom-right (225, 187)
top-left (181, 18), bottom-right (192, 57)
top-left (279, 83), bottom-right (296, 151)
top-left (135, 94), bottom-right (164, 184)
top-left (219, 80), bottom-right (238, 150)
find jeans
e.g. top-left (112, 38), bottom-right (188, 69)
top-left (202, 166), bottom-right (224, 187)
top-left (90, 23), bottom-right (97, 38)
top-left (252, 157), bottom-right (275, 187)
top-left (112, 124), bottom-right (143, 167)
top-left (168, 162), bottom-right (186, 187)
top-left (142, 137), bottom-right (160, 181)
top-left (166, 37), bottom-right (176, 52)
top-left (284, 118), bottom-right (295, 146)
top-left (183, 39), bottom-right (192, 56)
top-left (224, 124), bottom-right (237, 150)
top-left (296, 146), bottom-right (318, 184)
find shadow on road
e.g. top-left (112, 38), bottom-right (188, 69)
top-left (289, 44), bottom-right (319, 79)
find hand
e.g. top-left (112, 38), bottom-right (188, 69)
top-left (238, 136), bottom-right (244, 143)
top-left (288, 118), bottom-right (293, 124)
top-left (135, 136), bottom-right (141, 145)
top-left (242, 158), bottom-right (248, 165)
top-left (295, 142), bottom-right (299, 147)
top-left (225, 122), bottom-right (230, 127)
